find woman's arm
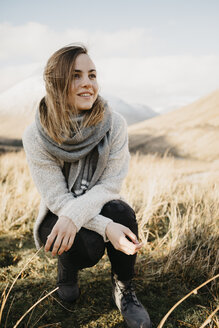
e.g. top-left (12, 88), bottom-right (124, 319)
top-left (23, 113), bottom-right (136, 255)
top-left (57, 112), bottom-right (130, 229)
top-left (23, 112), bottom-right (129, 234)
top-left (22, 124), bottom-right (76, 218)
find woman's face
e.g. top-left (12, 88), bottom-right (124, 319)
top-left (68, 54), bottom-right (99, 111)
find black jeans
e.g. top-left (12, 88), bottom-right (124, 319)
top-left (39, 200), bottom-right (138, 281)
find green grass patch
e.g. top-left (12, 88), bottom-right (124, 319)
top-left (0, 233), bottom-right (218, 328)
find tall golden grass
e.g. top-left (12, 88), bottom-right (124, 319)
top-left (0, 150), bottom-right (218, 326)
top-left (122, 153), bottom-right (219, 280)
top-left (0, 150), bottom-right (218, 279)
top-left (0, 151), bottom-right (39, 234)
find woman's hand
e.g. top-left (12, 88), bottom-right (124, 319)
top-left (45, 216), bottom-right (77, 256)
top-left (105, 222), bottom-right (143, 255)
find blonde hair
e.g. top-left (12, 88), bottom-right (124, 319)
top-left (39, 44), bottom-right (105, 144)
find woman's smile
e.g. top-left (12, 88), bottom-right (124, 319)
top-left (77, 92), bottom-right (94, 98)
top-left (68, 54), bottom-right (99, 111)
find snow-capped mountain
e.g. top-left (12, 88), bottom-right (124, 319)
top-left (0, 74), bottom-right (45, 116)
top-left (0, 74), bottom-right (158, 139)
top-left (103, 94), bottom-right (157, 125)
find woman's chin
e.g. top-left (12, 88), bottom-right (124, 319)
top-left (77, 104), bottom-right (93, 111)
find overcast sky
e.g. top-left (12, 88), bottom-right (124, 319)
top-left (1, 0), bottom-right (219, 111)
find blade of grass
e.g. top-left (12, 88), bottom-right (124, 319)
top-left (157, 273), bottom-right (219, 328)
top-left (4, 295), bottom-right (15, 328)
top-left (0, 284), bottom-right (9, 324)
top-left (199, 305), bottom-right (219, 328)
top-left (13, 287), bottom-right (58, 328)
top-left (31, 310), bottom-right (48, 328)
top-left (37, 323), bottom-right (61, 328)
top-left (0, 247), bottom-right (43, 322)
top-left (26, 290), bottom-right (47, 327)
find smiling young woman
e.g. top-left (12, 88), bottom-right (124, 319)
top-left (22, 44), bottom-right (152, 328)
top-left (41, 45), bottom-right (104, 145)
top-left (68, 53), bottom-right (99, 110)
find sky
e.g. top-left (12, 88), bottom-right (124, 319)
top-left (0, 0), bottom-right (219, 112)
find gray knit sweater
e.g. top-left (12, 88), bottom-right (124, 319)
top-left (22, 111), bottom-right (130, 249)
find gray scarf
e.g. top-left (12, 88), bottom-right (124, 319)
top-left (35, 101), bottom-right (112, 196)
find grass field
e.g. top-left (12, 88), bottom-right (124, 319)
top-left (0, 150), bottom-right (218, 327)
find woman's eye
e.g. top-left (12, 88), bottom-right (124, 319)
top-left (73, 73), bottom-right (80, 79)
top-left (89, 74), bottom-right (96, 79)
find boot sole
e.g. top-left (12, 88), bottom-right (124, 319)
top-left (56, 287), bottom-right (80, 303)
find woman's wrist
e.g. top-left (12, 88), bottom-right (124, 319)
top-left (105, 221), bottom-right (114, 239)
top-left (59, 215), bottom-right (77, 228)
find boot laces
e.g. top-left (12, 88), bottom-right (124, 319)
top-left (119, 281), bottom-right (140, 310)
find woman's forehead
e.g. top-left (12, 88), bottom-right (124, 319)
top-left (74, 54), bottom-right (96, 70)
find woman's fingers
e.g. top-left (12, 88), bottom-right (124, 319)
top-left (57, 234), bottom-right (70, 255)
top-left (46, 233), bottom-right (75, 256)
top-left (44, 216), bottom-right (77, 255)
top-left (124, 227), bottom-right (139, 244)
top-left (124, 227), bottom-right (143, 248)
top-left (45, 230), bottom-right (57, 252)
top-left (106, 222), bottom-right (143, 255)
top-left (57, 232), bottom-right (76, 255)
top-left (120, 227), bottom-right (143, 254)
top-left (119, 236), bottom-right (139, 255)
top-left (65, 234), bottom-right (75, 251)
top-left (51, 234), bottom-right (63, 256)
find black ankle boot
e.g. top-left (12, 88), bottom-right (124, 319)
top-left (112, 274), bottom-right (152, 328)
top-left (57, 256), bottom-right (80, 302)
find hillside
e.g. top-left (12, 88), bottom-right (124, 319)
top-left (104, 94), bottom-right (157, 125)
top-left (0, 75), bottom-right (157, 141)
top-left (128, 89), bottom-right (219, 161)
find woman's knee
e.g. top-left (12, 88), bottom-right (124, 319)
top-left (100, 200), bottom-right (138, 233)
top-left (72, 228), bottom-right (105, 268)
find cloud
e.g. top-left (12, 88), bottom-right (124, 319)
top-left (0, 22), bottom-right (219, 111)
top-left (0, 22), bottom-right (158, 62)
top-left (0, 22), bottom-right (51, 62)
top-left (0, 22), bottom-right (89, 62)
top-left (0, 62), bottom-right (42, 92)
top-left (98, 55), bottom-right (219, 109)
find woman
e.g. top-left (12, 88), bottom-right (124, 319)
top-left (22, 44), bottom-right (152, 328)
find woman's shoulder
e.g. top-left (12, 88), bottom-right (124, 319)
top-left (22, 122), bottom-right (61, 164)
top-left (108, 111), bottom-right (128, 145)
top-left (22, 122), bottom-right (37, 146)
top-left (22, 122), bottom-right (46, 157)
top-left (111, 111), bottom-right (127, 132)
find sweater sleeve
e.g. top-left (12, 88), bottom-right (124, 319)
top-left (57, 112), bottom-right (130, 231)
top-left (83, 214), bottom-right (112, 241)
top-left (22, 112), bottom-right (130, 235)
top-left (22, 124), bottom-right (76, 215)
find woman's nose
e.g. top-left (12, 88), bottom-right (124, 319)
top-left (81, 75), bottom-right (92, 87)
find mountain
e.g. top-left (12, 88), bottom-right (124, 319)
top-left (0, 75), bottom-right (44, 140)
top-left (0, 75), bottom-right (156, 140)
top-left (128, 89), bottom-right (219, 161)
top-left (0, 75), bottom-right (45, 116)
top-left (103, 94), bottom-right (157, 125)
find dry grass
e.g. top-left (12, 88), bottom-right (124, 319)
top-left (0, 151), bottom-right (219, 273)
top-left (0, 150), bottom-right (218, 327)
top-left (121, 153), bottom-right (219, 283)
top-left (0, 151), bottom-right (39, 234)
top-left (0, 114), bottom-right (34, 139)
